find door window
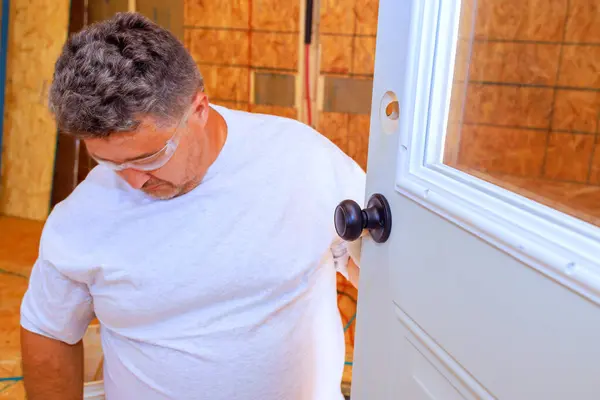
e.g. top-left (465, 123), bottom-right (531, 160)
top-left (443, 0), bottom-right (600, 227)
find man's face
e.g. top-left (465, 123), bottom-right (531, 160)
top-left (84, 95), bottom-right (210, 200)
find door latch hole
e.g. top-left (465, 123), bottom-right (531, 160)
top-left (380, 91), bottom-right (399, 134)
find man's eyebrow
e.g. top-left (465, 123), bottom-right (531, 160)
top-left (90, 150), bottom-right (160, 163)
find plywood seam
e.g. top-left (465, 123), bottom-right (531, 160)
top-left (349, 0), bottom-right (358, 75)
top-left (462, 123), bottom-right (597, 136)
top-left (192, 61), bottom-right (296, 72)
top-left (183, 25), bottom-right (299, 34)
top-left (540, 0), bottom-right (572, 179)
top-left (321, 32), bottom-right (377, 38)
top-left (320, 71), bottom-right (373, 78)
top-left (474, 38), bottom-right (600, 46)
top-left (468, 80), bottom-right (600, 92)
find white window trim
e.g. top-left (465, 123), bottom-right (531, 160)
top-left (394, 0), bottom-right (600, 304)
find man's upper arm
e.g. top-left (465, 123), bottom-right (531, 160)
top-left (21, 257), bottom-right (94, 345)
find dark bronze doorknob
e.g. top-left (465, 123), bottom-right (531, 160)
top-left (334, 193), bottom-right (392, 243)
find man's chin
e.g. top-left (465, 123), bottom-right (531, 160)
top-left (142, 185), bottom-right (179, 200)
top-left (141, 177), bottom-right (200, 200)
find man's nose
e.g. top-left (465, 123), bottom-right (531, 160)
top-left (118, 169), bottom-right (151, 189)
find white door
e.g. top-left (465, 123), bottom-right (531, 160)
top-left (341, 0), bottom-right (600, 399)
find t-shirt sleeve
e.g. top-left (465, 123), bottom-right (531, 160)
top-left (20, 256), bottom-right (94, 345)
top-left (332, 153), bottom-right (367, 207)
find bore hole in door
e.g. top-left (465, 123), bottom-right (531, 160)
top-left (380, 91), bottom-right (399, 134)
top-left (386, 100), bottom-right (399, 119)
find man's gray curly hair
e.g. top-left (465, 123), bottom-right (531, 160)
top-left (49, 12), bottom-right (203, 138)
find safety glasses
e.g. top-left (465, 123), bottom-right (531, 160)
top-left (90, 106), bottom-right (193, 172)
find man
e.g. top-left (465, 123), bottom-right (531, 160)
top-left (20, 12), bottom-right (365, 400)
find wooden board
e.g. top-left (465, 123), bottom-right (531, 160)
top-left (87, 0), bottom-right (128, 24)
top-left (317, 0), bottom-right (377, 170)
top-left (137, 0), bottom-right (184, 41)
top-left (0, 0), bottom-right (70, 220)
top-left (184, 0), bottom-right (300, 114)
top-left (251, 0), bottom-right (299, 31)
top-left (319, 0), bottom-right (355, 34)
top-left (184, 0), bottom-right (249, 28)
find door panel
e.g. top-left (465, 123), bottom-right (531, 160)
top-left (394, 305), bottom-right (490, 400)
top-left (350, 0), bottom-right (600, 399)
top-left (401, 338), bottom-right (465, 400)
top-left (390, 192), bottom-right (600, 399)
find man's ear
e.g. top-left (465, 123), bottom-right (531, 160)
top-left (191, 91), bottom-right (210, 126)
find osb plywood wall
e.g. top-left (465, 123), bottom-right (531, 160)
top-left (448, 0), bottom-right (600, 226)
top-left (0, 0), bottom-right (70, 220)
top-left (317, 0), bottom-right (377, 171)
top-left (184, 0), bottom-right (299, 119)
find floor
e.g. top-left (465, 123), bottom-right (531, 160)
top-left (0, 216), bottom-right (43, 398)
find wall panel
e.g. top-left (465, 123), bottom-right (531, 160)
top-left (184, 0), bottom-right (249, 28)
top-left (0, 0), bottom-right (70, 220)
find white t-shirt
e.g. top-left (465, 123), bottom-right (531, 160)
top-left (20, 105), bottom-right (366, 400)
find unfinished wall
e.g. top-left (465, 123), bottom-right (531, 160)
top-left (184, 0), bottom-right (299, 118)
top-left (317, 0), bottom-right (378, 172)
top-left (446, 0), bottom-right (600, 226)
top-left (0, 0), bottom-right (70, 220)
top-left (315, 0), bottom-right (378, 390)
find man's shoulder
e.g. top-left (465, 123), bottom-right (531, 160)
top-left (220, 105), bottom-right (321, 140)
top-left (41, 166), bottom-right (124, 251)
top-left (249, 111), bottom-right (348, 159)
top-left (220, 105), bottom-right (343, 164)
top-left (246, 110), bottom-right (366, 194)
top-left (218, 104), bottom-right (366, 197)
top-left (52, 166), bottom-right (122, 214)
